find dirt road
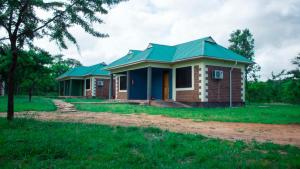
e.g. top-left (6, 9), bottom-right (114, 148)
top-left (4, 111), bottom-right (300, 147)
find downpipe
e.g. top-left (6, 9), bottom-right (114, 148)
top-left (230, 61), bottom-right (238, 107)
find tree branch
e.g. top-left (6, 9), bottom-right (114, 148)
top-left (12, 0), bottom-right (29, 37)
top-left (15, 2), bottom-right (78, 40)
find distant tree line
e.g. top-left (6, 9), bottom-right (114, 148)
top-left (247, 54), bottom-right (300, 104)
top-left (229, 29), bottom-right (299, 104)
top-left (0, 47), bottom-right (82, 100)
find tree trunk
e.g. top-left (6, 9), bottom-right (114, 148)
top-left (28, 87), bottom-right (32, 102)
top-left (7, 41), bottom-right (18, 120)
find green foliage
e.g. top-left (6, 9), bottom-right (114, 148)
top-left (0, 0), bottom-right (125, 117)
top-left (0, 96), bottom-right (56, 112)
top-left (247, 54), bottom-right (300, 104)
top-left (228, 29), bottom-right (261, 81)
top-left (17, 50), bottom-right (53, 99)
top-left (51, 54), bottom-right (82, 79)
top-left (0, 0), bottom-right (126, 49)
top-left (0, 49), bottom-right (82, 96)
top-left (229, 29), bottom-right (254, 60)
top-left (73, 103), bottom-right (300, 124)
top-left (1, 118), bottom-right (299, 168)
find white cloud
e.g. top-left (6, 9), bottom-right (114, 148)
top-left (35, 0), bottom-right (300, 80)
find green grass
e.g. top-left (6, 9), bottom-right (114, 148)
top-left (74, 103), bottom-right (300, 124)
top-left (0, 96), bottom-right (56, 112)
top-left (0, 118), bottom-right (299, 169)
top-left (63, 97), bottom-right (104, 103)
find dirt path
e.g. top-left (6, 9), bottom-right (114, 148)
top-left (5, 110), bottom-right (300, 147)
top-left (52, 99), bottom-right (77, 113)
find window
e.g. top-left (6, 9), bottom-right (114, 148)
top-left (119, 76), bottom-right (127, 91)
top-left (97, 80), bottom-right (104, 87)
top-left (176, 66), bottom-right (192, 88)
top-left (85, 79), bottom-right (90, 89)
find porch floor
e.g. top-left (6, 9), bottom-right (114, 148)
top-left (71, 99), bottom-right (191, 108)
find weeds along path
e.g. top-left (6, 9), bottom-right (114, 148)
top-left (2, 108), bottom-right (300, 147)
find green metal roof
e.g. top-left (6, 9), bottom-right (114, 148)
top-left (57, 63), bottom-right (110, 80)
top-left (106, 37), bottom-right (253, 69)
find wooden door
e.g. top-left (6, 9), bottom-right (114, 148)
top-left (163, 71), bottom-right (169, 100)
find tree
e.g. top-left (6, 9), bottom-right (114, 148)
top-left (228, 29), bottom-right (261, 82)
top-left (16, 50), bottom-right (53, 101)
top-left (288, 53), bottom-right (300, 79)
top-left (51, 54), bottom-right (82, 79)
top-left (0, 0), bottom-right (125, 120)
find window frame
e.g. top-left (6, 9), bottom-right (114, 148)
top-left (118, 75), bottom-right (127, 92)
top-left (85, 78), bottom-right (91, 90)
top-left (175, 65), bottom-right (194, 91)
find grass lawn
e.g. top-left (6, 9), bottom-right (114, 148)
top-left (63, 97), bottom-right (104, 103)
top-left (0, 118), bottom-right (299, 169)
top-left (0, 96), bottom-right (56, 112)
top-left (74, 103), bottom-right (300, 124)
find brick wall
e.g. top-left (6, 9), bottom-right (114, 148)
top-left (95, 79), bottom-right (115, 99)
top-left (176, 65), bottom-right (201, 102)
top-left (206, 65), bottom-right (242, 102)
top-left (116, 76), bottom-right (127, 100)
top-left (86, 89), bottom-right (92, 97)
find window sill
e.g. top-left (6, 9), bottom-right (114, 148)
top-left (175, 87), bottom-right (194, 91)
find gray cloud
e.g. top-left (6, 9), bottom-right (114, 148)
top-left (35, 0), bottom-right (300, 80)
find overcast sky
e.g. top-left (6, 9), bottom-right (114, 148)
top-left (36, 0), bottom-right (300, 80)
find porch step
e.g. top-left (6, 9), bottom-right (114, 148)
top-left (150, 100), bottom-right (191, 108)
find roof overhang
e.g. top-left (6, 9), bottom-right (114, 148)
top-left (105, 55), bottom-right (253, 72)
top-left (56, 75), bottom-right (110, 81)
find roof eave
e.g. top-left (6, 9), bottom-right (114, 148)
top-left (105, 60), bottom-right (171, 71)
top-left (174, 55), bottom-right (253, 64)
top-left (105, 55), bottom-right (252, 71)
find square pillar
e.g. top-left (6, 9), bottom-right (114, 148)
top-left (58, 81), bottom-right (61, 96)
top-left (109, 73), bottom-right (113, 100)
top-left (147, 67), bottom-right (152, 100)
top-left (64, 81), bottom-right (66, 96)
top-left (127, 71), bottom-right (130, 100)
top-left (69, 79), bottom-right (72, 96)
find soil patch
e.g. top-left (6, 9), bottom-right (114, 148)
top-left (3, 111), bottom-right (299, 147)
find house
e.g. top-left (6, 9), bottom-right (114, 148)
top-left (105, 37), bottom-right (252, 107)
top-left (57, 63), bottom-right (114, 98)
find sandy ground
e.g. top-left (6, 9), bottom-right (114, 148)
top-left (1, 111), bottom-right (300, 147)
top-left (1, 99), bottom-right (299, 147)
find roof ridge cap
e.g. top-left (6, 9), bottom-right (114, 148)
top-left (174, 36), bottom-right (212, 46)
top-left (151, 43), bottom-right (171, 46)
top-left (88, 64), bottom-right (103, 75)
top-left (144, 46), bottom-right (154, 60)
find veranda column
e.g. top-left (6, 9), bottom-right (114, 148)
top-left (58, 81), bottom-right (60, 96)
top-left (126, 71), bottom-right (130, 100)
top-left (69, 79), bottom-right (72, 96)
top-left (147, 67), bottom-right (152, 101)
top-left (109, 73), bottom-right (113, 100)
top-left (64, 80), bottom-right (66, 96)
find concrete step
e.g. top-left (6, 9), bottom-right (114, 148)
top-left (150, 100), bottom-right (191, 108)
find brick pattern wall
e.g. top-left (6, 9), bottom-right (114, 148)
top-left (86, 89), bottom-right (92, 97)
top-left (206, 65), bottom-right (242, 102)
top-left (116, 76), bottom-right (127, 100)
top-left (95, 79), bottom-right (115, 99)
top-left (176, 65), bottom-right (201, 102)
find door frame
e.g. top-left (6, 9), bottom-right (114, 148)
top-left (162, 71), bottom-right (169, 100)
